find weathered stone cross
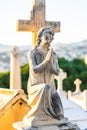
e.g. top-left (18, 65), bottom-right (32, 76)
top-left (74, 78), bottom-right (82, 93)
top-left (17, 0), bottom-right (60, 46)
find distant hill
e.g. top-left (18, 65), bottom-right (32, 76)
top-left (53, 39), bottom-right (87, 60)
top-left (0, 39), bottom-right (87, 72)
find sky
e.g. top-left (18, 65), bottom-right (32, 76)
top-left (0, 0), bottom-right (87, 46)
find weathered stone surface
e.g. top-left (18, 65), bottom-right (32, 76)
top-left (13, 122), bottom-right (80, 130)
top-left (22, 28), bottom-right (65, 126)
top-left (74, 78), bottom-right (82, 93)
top-left (55, 69), bottom-right (67, 99)
top-left (13, 27), bottom-right (80, 130)
top-left (17, 0), bottom-right (60, 45)
top-left (10, 46), bottom-right (21, 89)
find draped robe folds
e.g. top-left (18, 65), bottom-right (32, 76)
top-left (23, 48), bottom-right (65, 126)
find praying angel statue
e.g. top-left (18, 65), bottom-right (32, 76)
top-left (23, 27), bottom-right (68, 126)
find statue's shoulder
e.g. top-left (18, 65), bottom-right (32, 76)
top-left (28, 48), bottom-right (38, 57)
top-left (29, 48), bottom-right (37, 54)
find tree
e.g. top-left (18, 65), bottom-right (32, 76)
top-left (0, 57), bottom-right (87, 93)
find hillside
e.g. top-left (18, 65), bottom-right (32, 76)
top-left (53, 40), bottom-right (87, 60)
top-left (0, 40), bottom-right (87, 71)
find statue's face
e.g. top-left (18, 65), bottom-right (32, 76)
top-left (41, 29), bottom-right (54, 48)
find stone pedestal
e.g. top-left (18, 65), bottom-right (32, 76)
top-left (13, 122), bottom-right (80, 130)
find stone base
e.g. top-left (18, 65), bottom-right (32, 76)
top-left (13, 122), bottom-right (80, 130)
top-left (23, 117), bottom-right (68, 127)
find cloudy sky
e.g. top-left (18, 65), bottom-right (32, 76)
top-left (0, 0), bottom-right (87, 46)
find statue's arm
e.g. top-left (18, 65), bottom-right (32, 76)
top-left (50, 53), bottom-right (60, 75)
top-left (28, 50), bottom-right (48, 73)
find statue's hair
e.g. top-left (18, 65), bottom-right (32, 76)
top-left (34, 27), bottom-right (54, 48)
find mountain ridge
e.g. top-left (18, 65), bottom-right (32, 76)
top-left (0, 39), bottom-right (87, 71)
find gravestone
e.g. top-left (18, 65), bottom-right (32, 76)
top-left (55, 69), bottom-right (67, 98)
top-left (68, 89), bottom-right (87, 111)
top-left (10, 47), bottom-right (21, 89)
top-left (74, 78), bottom-right (82, 93)
top-left (68, 79), bottom-right (87, 111)
top-left (0, 88), bottom-right (30, 130)
top-left (17, 0), bottom-right (60, 46)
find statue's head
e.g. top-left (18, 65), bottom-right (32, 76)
top-left (37, 27), bottom-right (54, 39)
top-left (35, 27), bottom-right (54, 48)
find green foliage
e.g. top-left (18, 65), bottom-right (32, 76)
top-left (58, 57), bottom-right (68, 72)
top-left (58, 57), bottom-right (87, 92)
top-left (54, 79), bottom-right (57, 90)
top-left (0, 57), bottom-right (87, 93)
top-left (21, 64), bottom-right (29, 94)
top-left (0, 71), bottom-right (10, 89)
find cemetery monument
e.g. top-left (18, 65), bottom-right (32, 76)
top-left (16, 0), bottom-right (60, 46)
top-left (13, 0), bottom-right (80, 129)
top-left (10, 46), bottom-right (21, 89)
top-left (13, 27), bottom-right (80, 130)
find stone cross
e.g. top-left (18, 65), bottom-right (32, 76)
top-left (10, 47), bottom-right (21, 89)
top-left (74, 78), bottom-right (82, 93)
top-left (17, 0), bottom-right (60, 46)
top-left (55, 69), bottom-right (67, 93)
